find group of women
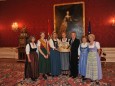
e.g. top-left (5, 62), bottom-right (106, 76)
top-left (24, 31), bottom-right (102, 84)
top-left (78, 34), bottom-right (102, 84)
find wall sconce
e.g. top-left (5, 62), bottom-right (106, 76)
top-left (112, 18), bottom-right (115, 26)
top-left (12, 22), bottom-right (18, 31)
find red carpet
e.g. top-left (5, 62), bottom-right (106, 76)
top-left (0, 59), bottom-right (115, 86)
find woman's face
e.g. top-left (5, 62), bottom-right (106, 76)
top-left (31, 37), bottom-right (35, 42)
top-left (40, 33), bottom-right (45, 39)
top-left (88, 36), bottom-right (94, 42)
top-left (62, 33), bottom-right (66, 38)
top-left (66, 11), bottom-right (69, 15)
top-left (82, 38), bottom-right (87, 43)
top-left (53, 33), bottom-right (57, 38)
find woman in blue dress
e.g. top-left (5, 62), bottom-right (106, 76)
top-left (49, 32), bottom-right (61, 77)
top-left (86, 34), bottom-right (102, 85)
top-left (78, 36), bottom-right (88, 80)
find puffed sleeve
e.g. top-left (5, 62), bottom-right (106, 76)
top-left (26, 44), bottom-right (30, 54)
top-left (96, 42), bottom-right (100, 49)
top-left (48, 39), bottom-right (55, 49)
top-left (57, 39), bottom-right (61, 45)
top-left (57, 39), bottom-right (60, 42)
top-left (67, 39), bottom-right (70, 42)
top-left (78, 45), bottom-right (80, 56)
top-left (37, 40), bottom-right (41, 47)
top-left (35, 43), bottom-right (39, 53)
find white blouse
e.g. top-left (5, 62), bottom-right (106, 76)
top-left (26, 43), bottom-right (37, 54)
top-left (78, 42), bottom-right (89, 55)
top-left (89, 41), bottom-right (100, 49)
top-left (48, 39), bottom-right (60, 49)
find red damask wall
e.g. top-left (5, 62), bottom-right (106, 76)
top-left (0, 0), bottom-right (115, 47)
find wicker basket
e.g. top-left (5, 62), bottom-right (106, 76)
top-left (58, 47), bottom-right (70, 52)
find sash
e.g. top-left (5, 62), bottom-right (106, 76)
top-left (39, 39), bottom-right (49, 53)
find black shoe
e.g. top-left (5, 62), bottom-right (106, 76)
top-left (72, 76), bottom-right (77, 78)
top-left (31, 78), bottom-right (36, 81)
top-left (63, 73), bottom-right (66, 76)
top-left (69, 75), bottom-right (73, 77)
top-left (82, 78), bottom-right (87, 81)
top-left (52, 75), bottom-right (54, 77)
top-left (96, 81), bottom-right (100, 85)
top-left (90, 80), bottom-right (93, 82)
top-left (62, 74), bottom-right (65, 75)
top-left (82, 76), bottom-right (86, 81)
top-left (82, 76), bottom-right (85, 78)
top-left (47, 73), bottom-right (51, 76)
top-left (65, 74), bottom-right (68, 76)
top-left (43, 74), bottom-right (47, 80)
top-left (55, 75), bottom-right (58, 77)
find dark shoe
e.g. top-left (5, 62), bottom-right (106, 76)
top-left (82, 76), bottom-right (86, 81)
top-left (82, 76), bottom-right (85, 78)
top-left (82, 78), bottom-right (87, 81)
top-left (63, 74), bottom-right (66, 76)
top-left (69, 75), bottom-right (73, 77)
top-left (55, 75), bottom-right (58, 77)
top-left (47, 73), bottom-right (51, 76)
top-left (65, 74), bottom-right (68, 76)
top-left (72, 76), bottom-right (77, 78)
top-left (31, 78), bottom-right (36, 81)
top-left (90, 80), bottom-right (94, 82)
top-left (43, 74), bottom-right (47, 80)
top-left (96, 81), bottom-right (100, 85)
top-left (52, 75), bottom-right (54, 77)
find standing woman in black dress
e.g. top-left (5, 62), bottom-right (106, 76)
top-left (25, 36), bottom-right (39, 81)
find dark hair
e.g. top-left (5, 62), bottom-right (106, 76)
top-left (52, 32), bottom-right (58, 39)
top-left (81, 35), bottom-right (88, 42)
top-left (29, 36), bottom-right (35, 43)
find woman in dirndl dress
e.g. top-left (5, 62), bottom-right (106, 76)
top-left (38, 32), bottom-right (50, 79)
top-left (78, 36), bottom-right (89, 80)
top-left (86, 34), bottom-right (102, 84)
top-left (49, 32), bottom-right (61, 77)
top-left (59, 32), bottom-right (70, 75)
top-left (25, 36), bottom-right (39, 81)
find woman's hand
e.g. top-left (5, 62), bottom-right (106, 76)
top-left (28, 58), bottom-right (31, 63)
top-left (47, 51), bottom-right (50, 55)
top-left (46, 54), bottom-right (49, 59)
top-left (27, 54), bottom-right (31, 63)
top-left (43, 55), bottom-right (48, 59)
top-left (54, 48), bottom-right (58, 51)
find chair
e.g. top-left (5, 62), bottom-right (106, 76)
top-left (100, 49), bottom-right (107, 68)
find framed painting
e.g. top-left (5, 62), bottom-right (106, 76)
top-left (54, 2), bottom-right (85, 39)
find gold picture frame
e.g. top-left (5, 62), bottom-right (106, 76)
top-left (53, 2), bottom-right (85, 39)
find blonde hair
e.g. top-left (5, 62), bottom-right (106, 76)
top-left (88, 34), bottom-right (95, 40)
